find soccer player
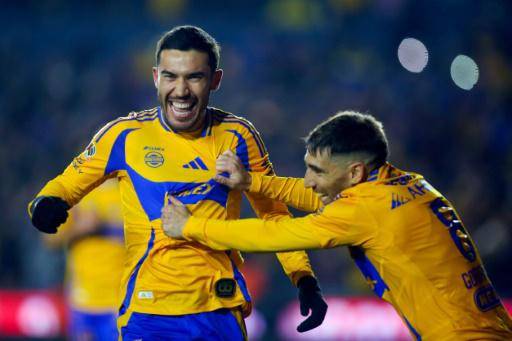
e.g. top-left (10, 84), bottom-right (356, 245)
top-left (162, 111), bottom-right (512, 340)
top-left (43, 179), bottom-right (124, 340)
top-left (28, 26), bottom-right (327, 340)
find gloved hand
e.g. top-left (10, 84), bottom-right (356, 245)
top-left (30, 196), bottom-right (70, 233)
top-left (296, 275), bottom-right (328, 332)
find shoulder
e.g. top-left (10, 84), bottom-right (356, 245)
top-left (324, 194), bottom-right (361, 215)
top-left (321, 195), bottom-right (378, 237)
top-left (210, 107), bottom-right (267, 152)
top-left (92, 108), bottom-right (159, 143)
top-left (210, 107), bottom-right (261, 135)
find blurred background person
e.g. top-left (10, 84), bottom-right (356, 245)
top-left (43, 179), bottom-right (125, 341)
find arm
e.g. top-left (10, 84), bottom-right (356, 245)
top-left (225, 121), bottom-right (317, 284)
top-left (43, 178), bottom-right (122, 247)
top-left (249, 173), bottom-right (322, 213)
top-left (28, 117), bottom-right (128, 233)
top-left (185, 215), bottom-right (324, 252)
top-left (215, 116), bottom-right (328, 332)
top-left (244, 190), bottom-right (315, 284)
top-left (182, 196), bottom-right (371, 252)
top-left (215, 150), bottom-right (321, 213)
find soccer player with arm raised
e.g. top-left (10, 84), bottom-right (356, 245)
top-left (163, 111), bottom-right (512, 340)
top-left (28, 26), bottom-right (326, 339)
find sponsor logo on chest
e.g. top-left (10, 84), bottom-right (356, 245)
top-left (143, 146), bottom-right (165, 168)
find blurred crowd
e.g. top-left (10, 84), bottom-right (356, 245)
top-left (1, 0), bottom-right (511, 337)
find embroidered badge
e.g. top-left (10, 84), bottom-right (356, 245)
top-left (144, 152), bottom-right (164, 168)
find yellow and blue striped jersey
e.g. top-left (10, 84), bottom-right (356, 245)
top-left (32, 107), bottom-right (313, 316)
top-left (183, 163), bottom-right (512, 340)
top-left (65, 179), bottom-right (125, 312)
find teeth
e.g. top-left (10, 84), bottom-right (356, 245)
top-left (172, 102), bottom-right (193, 110)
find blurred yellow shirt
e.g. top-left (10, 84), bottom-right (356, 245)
top-left (184, 163), bottom-right (512, 340)
top-left (64, 179), bottom-right (125, 312)
top-left (32, 107), bottom-right (313, 316)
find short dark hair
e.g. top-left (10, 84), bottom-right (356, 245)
top-left (305, 111), bottom-right (389, 169)
top-left (155, 25), bottom-right (220, 71)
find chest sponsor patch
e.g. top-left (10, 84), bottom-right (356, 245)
top-left (144, 151), bottom-right (164, 168)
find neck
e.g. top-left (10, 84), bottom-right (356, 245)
top-left (163, 108), bottom-right (208, 134)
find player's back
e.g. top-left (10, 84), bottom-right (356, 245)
top-left (344, 163), bottom-right (512, 340)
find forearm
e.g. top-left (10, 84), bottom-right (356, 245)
top-left (28, 167), bottom-right (108, 235)
top-left (31, 164), bottom-right (108, 212)
top-left (33, 176), bottom-right (75, 207)
top-left (183, 216), bottom-right (324, 253)
top-left (245, 189), bottom-right (314, 284)
top-left (275, 251), bottom-right (314, 285)
top-left (250, 174), bottom-right (321, 212)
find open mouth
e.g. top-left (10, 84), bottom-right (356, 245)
top-left (168, 100), bottom-right (197, 121)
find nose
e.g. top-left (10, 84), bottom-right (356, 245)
top-left (173, 78), bottom-right (190, 98)
top-left (304, 170), bottom-right (315, 189)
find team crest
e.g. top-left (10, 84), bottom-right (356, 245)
top-left (83, 142), bottom-right (96, 159)
top-left (145, 151), bottom-right (164, 168)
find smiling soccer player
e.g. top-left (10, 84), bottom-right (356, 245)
top-left (163, 111), bottom-right (512, 340)
top-left (29, 26), bottom-right (327, 340)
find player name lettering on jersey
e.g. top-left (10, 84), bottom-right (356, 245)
top-left (475, 285), bottom-right (501, 312)
top-left (461, 265), bottom-right (487, 289)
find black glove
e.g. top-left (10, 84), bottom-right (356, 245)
top-left (30, 196), bottom-right (70, 233)
top-left (296, 275), bottom-right (328, 333)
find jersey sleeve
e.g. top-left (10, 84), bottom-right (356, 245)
top-left (183, 195), bottom-right (375, 252)
top-left (249, 173), bottom-right (322, 213)
top-left (29, 118), bottom-right (128, 210)
top-left (228, 118), bottom-right (315, 284)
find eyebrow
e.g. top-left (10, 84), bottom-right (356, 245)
top-left (160, 70), bottom-right (206, 78)
top-left (161, 70), bottom-right (176, 77)
top-left (306, 162), bottom-right (325, 174)
top-left (187, 71), bottom-right (206, 78)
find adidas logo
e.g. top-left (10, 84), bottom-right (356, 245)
top-left (183, 157), bottom-right (208, 170)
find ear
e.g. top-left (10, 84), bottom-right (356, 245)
top-left (152, 66), bottom-right (159, 89)
top-left (210, 69), bottom-right (223, 91)
top-left (349, 162), bottom-right (367, 185)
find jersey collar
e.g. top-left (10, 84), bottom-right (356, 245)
top-left (158, 106), bottom-right (212, 137)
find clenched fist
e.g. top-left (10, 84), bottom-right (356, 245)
top-left (214, 150), bottom-right (252, 191)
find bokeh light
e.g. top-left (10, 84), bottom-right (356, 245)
top-left (397, 38), bottom-right (429, 73)
top-left (451, 55), bottom-right (479, 90)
